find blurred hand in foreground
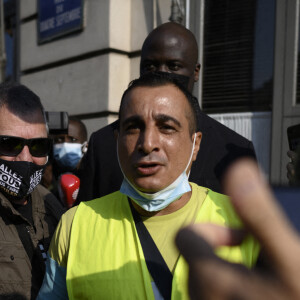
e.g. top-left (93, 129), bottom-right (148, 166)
top-left (176, 159), bottom-right (300, 300)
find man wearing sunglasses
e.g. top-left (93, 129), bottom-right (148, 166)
top-left (0, 82), bottom-right (65, 300)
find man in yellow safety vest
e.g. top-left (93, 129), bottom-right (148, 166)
top-left (38, 72), bottom-right (259, 300)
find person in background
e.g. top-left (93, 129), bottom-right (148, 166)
top-left (0, 82), bottom-right (65, 299)
top-left (52, 117), bottom-right (88, 177)
top-left (38, 73), bottom-right (259, 300)
top-left (42, 117), bottom-right (88, 207)
top-left (76, 22), bottom-right (256, 205)
top-left (176, 158), bottom-right (300, 300)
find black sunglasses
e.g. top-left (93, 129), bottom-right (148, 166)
top-left (0, 135), bottom-right (52, 157)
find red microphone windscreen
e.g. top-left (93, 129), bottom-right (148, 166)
top-left (60, 174), bottom-right (80, 208)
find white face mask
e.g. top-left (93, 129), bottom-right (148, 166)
top-left (118, 134), bottom-right (197, 212)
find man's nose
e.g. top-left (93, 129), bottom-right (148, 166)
top-left (157, 64), bottom-right (169, 73)
top-left (139, 127), bottom-right (159, 154)
top-left (16, 145), bottom-right (34, 163)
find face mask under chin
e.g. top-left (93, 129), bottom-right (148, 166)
top-left (118, 134), bottom-right (197, 212)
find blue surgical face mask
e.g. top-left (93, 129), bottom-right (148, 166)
top-left (118, 134), bottom-right (197, 212)
top-left (53, 143), bottom-right (83, 170)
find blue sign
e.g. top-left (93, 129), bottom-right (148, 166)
top-left (38, 0), bottom-right (84, 43)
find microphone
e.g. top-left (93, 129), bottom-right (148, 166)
top-left (60, 174), bottom-right (80, 208)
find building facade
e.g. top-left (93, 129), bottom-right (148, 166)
top-left (2, 0), bottom-right (300, 185)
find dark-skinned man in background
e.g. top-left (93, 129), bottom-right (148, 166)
top-left (75, 22), bottom-right (256, 204)
top-left (42, 117), bottom-right (88, 207)
top-left (52, 117), bottom-right (88, 177)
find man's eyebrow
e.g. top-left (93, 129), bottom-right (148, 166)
top-left (121, 115), bottom-right (142, 127)
top-left (155, 114), bottom-right (182, 128)
top-left (141, 59), bottom-right (155, 65)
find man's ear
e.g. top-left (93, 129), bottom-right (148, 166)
top-left (194, 63), bottom-right (201, 83)
top-left (192, 132), bottom-right (202, 162)
top-left (82, 141), bottom-right (88, 154)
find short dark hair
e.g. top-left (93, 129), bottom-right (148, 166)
top-left (0, 82), bottom-right (45, 121)
top-left (119, 72), bottom-right (198, 135)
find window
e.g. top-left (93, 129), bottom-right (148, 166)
top-left (202, 0), bottom-right (275, 113)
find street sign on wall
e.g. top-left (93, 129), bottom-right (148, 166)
top-left (38, 0), bottom-right (84, 44)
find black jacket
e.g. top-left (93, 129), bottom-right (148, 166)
top-left (76, 110), bottom-right (256, 204)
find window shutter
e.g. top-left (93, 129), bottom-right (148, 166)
top-left (202, 0), bottom-right (274, 113)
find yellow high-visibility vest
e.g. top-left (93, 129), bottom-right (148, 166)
top-left (66, 184), bottom-right (259, 300)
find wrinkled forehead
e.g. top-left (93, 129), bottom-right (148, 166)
top-left (0, 105), bottom-right (45, 124)
top-left (120, 85), bottom-right (191, 122)
top-left (0, 106), bottom-right (48, 138)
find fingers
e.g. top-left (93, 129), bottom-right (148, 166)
top-left (176, 226), bottom-right (218, 264)
top-left (177, 224), bottom-right (245, 250)
top-left (223, 159), bottom-right (300, 279)
top-left (177, 158), bottom-right (300, 299)
top-left (176, 226), bottom-right (284, 300)
top-left (188, 261), bottom-right (284, 300)
top-left (175, 227), bottom-right (246, 299)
